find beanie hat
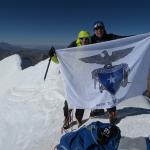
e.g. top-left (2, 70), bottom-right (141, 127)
top-left (93, 21), bottom-right (105, 29)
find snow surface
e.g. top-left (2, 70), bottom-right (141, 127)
top-left (0, 54), bottom-right (150, 150)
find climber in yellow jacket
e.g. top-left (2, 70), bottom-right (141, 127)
top-left (48, 30), bottom-right (91, 130)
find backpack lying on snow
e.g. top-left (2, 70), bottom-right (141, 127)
top-left (56, 121), bottom-right (121, 150)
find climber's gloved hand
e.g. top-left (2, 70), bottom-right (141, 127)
top-left (49, 46), bottom-right (56, 57)
top-left (48, 46), bottom-right (59, 64)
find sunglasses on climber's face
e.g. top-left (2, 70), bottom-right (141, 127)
top-left (94, 26), bottom-right (104, 31)
top-left (80, 37), bottom-right (89, 41)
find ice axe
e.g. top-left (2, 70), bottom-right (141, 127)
top-left (44, 46), bottom-right (55, 81)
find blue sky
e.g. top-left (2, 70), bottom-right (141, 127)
top-left (0, 0), bottom-right (150, 47)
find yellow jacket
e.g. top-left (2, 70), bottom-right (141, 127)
top-left (51, 30), bottom-right (90, 64)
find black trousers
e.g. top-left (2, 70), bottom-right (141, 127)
top-left (107, 106), bottom-right (116, 113)
top-left (90, 106), bottom-right (116, 117)
top-left (63, 100), bottom-right (84, 122)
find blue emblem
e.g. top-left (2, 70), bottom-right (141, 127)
top-left (98, 64), bottom-right (128, 95)
top-left (79, 48), bottom-right (133, 95)
top-left (91, 63), bottom-right (129, 95)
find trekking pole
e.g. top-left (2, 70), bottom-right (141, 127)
top-left (44, 57), bottom-right (51, 81)
top-left (44, 46), bottom-right (56, 81)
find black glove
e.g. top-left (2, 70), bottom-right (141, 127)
top-left (48, 46), bottom-right (56, 57)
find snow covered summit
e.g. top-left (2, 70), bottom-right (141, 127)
top-left (0, 55), bottom-right (150, 150)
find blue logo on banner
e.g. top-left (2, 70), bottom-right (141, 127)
top-left (98, 65), bottom-right (125, 95)
top-left (79, 48), bottom-right (133, 95)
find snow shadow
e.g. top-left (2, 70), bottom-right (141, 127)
top-left (118, 137), bottom-right (148, 150)
top-left (116, 107), bottom-right (150, 123)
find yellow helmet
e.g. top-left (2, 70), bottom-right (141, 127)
top-left (78, 30), bottom-right (90, 39)
top-left (76, 30), bottom-right (91, 46)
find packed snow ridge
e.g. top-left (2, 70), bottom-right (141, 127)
top-left (0, 54), bottom-right (150, 150)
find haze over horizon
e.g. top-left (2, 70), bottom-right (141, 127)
top-left (0, 0), bottom-right (150, 47)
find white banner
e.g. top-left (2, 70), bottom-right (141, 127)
top-left (56, 33), bottom-right (150, 109)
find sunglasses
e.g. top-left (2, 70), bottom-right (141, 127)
top-left (80, 37), bottom-right (89, 41)
top-left (94, 27), bottom-right (103, 30)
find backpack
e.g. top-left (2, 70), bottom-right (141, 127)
top-left (56, 121), bottom-right (121, 150)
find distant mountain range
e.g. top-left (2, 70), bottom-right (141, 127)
top-left (0, 42), bottom-right (66, 69)
top-left (22, 44), bottom-right (66, 50)
top-left (0, 42), bottom-right (66, 50)
top-left (0, 42), bottom-right (23, 51)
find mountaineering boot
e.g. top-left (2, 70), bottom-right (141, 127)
top-left (75, 109), bottom-right (84, 128)
top-left (63, 109), bottom-right (72, 129)
top-left (90, 109), bottom-right (105, 118)
top-left (145, 90), bottom-right (150, 98)
top-left (108, 111), bottom-right (117, 124)
top-left (77, 120), bottom-right (83, 128)
top-left (63, 100), bottom-right (73, 130)
top-left (143, 73), bottom-right (150, 98)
